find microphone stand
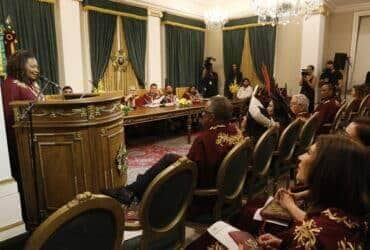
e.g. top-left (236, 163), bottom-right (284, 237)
top-left (20, 80), bottom-right (51, 223)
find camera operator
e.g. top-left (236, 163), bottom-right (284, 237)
top-left (299, 65), bottom-right (317, 113)
top-left (320, 60), bottom-right (343, 100)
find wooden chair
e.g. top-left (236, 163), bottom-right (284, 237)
top-left (187, 138), bottom-right (253, 224)
top-left (176, 87), bottom-right (189, 99)
top-left (244, 126), bottom-right (280, 198)
top-left (359, 94), bottom-right (370, 117)
top-left (294, 112), bottom-right (320, 156)
top-left (342, 99), bottom-right (358, 126)
top-left (271, 119), bottom-right (303, 192)
top-left (123, 157), bottom-right (197, 250)
top-left (136, 88), bottom-right (148, 97)
top-left (25, 192), bottom-right (124, 250)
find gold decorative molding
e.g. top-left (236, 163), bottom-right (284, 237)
top-left (222, 22), bottom-right (274, 31)
top-left (148, 8), bottom-right (163, 18)
top-left (0, 177), bottom-right (16, 186)
top-left (0, 221), bottom-right (23, 233)
top-left (314, 4), bottom-right (330, 16)
top-left (37, 0), bottom-right (56, 4)
top-left (162, 21), bottom-right (205, 32)
top-left (83, 5), bottom-right (147, 21)
top-left (67, 192), bottom-right (93, 208)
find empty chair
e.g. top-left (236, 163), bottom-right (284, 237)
top-left (359, 94), bottom-right (370, 117)
top-left (270, 119), bottom-right (303, 191)
top-left (123, 157), bottom-right (197, 250)
top-left (187, 138), bottom-right (253, 224)
top-left (328, 102), bottom-right (348, 133)
top-left (342, 99), bottom-right (359, 127)
top-left (25, 192), bottom-right (124, 250)
top-left (244, 126), bottom-right (279, 198)
top-left (294, 112), bottom-right (320, 156)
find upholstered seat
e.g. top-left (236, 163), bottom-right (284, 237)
top-left (25, 192), bottom-right (125, 250)
top-left (187, 138), bottom-right (254, 225)
top-left (123, 157), bottom-right (197, 250)
top-left (244, 126), bottom-right (279, 198)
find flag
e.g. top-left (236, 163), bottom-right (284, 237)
top-left (261, 63), bottom-right (271, 96)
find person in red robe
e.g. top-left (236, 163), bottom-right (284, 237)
top-left (161, 85), bottom-right (177, 105)
top-left (183, 86), bottom-right (201, 103)
top-left (1, 50), bottom-right (43, 181)
top-left (102, 96), bottom-right (243, 213)
top-left (314, 82), bottom-right (340, 134)
top-left (134, 83), bottom-right (163, 107)
top-left (187, 135), bottom-right (369, 249)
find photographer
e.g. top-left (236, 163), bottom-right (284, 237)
top-left (299, 65), bottom-right (317, 113)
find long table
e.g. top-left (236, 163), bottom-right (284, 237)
top-left (123, 99), bottom-right (246, 143)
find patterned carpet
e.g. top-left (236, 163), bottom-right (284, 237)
top-left (127, 134), bottom-right (193, 184)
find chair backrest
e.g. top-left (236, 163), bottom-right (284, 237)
top-left (176, 87), bottom-right (189, 98)
top-left (25, 192), bottom-right (124, 250)
top-left (342, 99), bottom-right (358, 126)
top-left (136, 88), bottom-right (148, 97)
top-left (359, 94), bottom-right (369, 117)
top-left (216, 138), bottom-right (253, 205)
top-left (295, 112), bottom-right (320, 156)
top-left (252, 126), bottom-right (280, 176)
top-left (330, 101), bottom-right (347, 133)
top-left (276, 118), bottom-right (303, 164)
top-left (139, 157), bottom-right (197, 249)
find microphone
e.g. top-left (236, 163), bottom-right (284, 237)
top-left (39, 75), bottom-right (62, 92)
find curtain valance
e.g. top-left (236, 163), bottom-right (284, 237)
top-left (163, 13), bottom-right (205, 32)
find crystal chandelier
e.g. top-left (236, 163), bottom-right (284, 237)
top-left (251, 0), bottom-right (322, 26)
top-left (204, 8), bottom-right (229, 30)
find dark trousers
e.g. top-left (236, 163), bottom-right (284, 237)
top-left (126, 153), bottom-right (180, 199)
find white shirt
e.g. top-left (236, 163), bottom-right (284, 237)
top-left (237, 86), bottom-right (253, 99)
top-left (248, 87), bottom-right (277, 128)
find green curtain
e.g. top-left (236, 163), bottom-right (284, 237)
top-left (88, 11), bottom-right (116, 87)
top-left (122, 17), bottom-right (146, 87)
top-left (166, 25), bottom-right (204, 87)
top-left (248, 25), bottom-right (276, 83)
top-left (223, 29), bottom-right (246, 81)
top-left (0, 0), bottom-right (58, 91)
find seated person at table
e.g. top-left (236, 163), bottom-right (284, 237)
top-left (345, 116), bottom-right (370, 147)
top-left (103, 96), bottom-right (243, 213)
top-left (290, 94), bottom-right (310, 121)
top-left (351, 84), bottom-right (367, 112)
top-left (191, 135), bottom-right (368, 250)
top-left (183, 85), bottom-right (201, 101)
top-left (62, 86), bottom-right (73, 95)
top-left (314, 82), bottom-right (340, 134)
top-left (161, 85), bottom-right (177, 105)
top-left (236, 78), bottom-right (253, 100)
top-left (124, 86), bottom-right (139, 108)
top-left (135, 83), bottom-right (163, 107)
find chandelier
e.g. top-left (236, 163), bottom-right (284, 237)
top-left (204, 8), bottom-right (229, 30)
top-left (251, 0), bottom-right (322, 26)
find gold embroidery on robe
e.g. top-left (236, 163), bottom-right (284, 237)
top-left (209, 125), bottom-right (226, 130)
top-left (293, 219), bottom-right (322, 249)
top-left (215, 132), bottom-right (243, 147)
top-left (323, 209), bottom-right (359, 229)
top-left (337, 238), bottom-right (362, 250)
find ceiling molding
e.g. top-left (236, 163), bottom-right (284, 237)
top-left (333, 2), bottom-right (370, 13)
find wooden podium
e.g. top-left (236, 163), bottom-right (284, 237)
top-left (11, 93), bottom-right (127, 228)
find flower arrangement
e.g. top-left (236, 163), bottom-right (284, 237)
top-left (119, 104), bottom-right (132, 116)
top-left (229, 82), bottom-right (240, 94)
top-left (178, 98), bottom-right (192, 107)
top-left (93, 81), bottom-right (106, 93)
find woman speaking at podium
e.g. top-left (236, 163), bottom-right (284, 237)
top-left (1, 50), bottom-right (43, 181)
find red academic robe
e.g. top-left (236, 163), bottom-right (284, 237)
top-left (1, 76), bottom-right (41, 180)
top-left (187, 123), bottom-right (243, 217)
top-left (314, 98), bottom-right (340, 134)
top-left (134, 93), bottom-right (162, 107)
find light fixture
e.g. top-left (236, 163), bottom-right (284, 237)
top-left (251, 0), bottom-right (322, 26)
top-left (204, 7), bottom-right (229, 30)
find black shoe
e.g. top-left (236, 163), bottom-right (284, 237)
top-left (101, 187), bottom-right (134, 205)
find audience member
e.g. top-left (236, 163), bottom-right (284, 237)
top-left (200, 57), bottom-right (218, 98)
top-left (351, 84), bottom-right (367, 112)
top-left (320, 60), bottom-right (343, 100)
top-left (345, 116), bottom-right (370, 147)
top-left (103, 96), bottom-right (243, 218)
top-left (225, 64), bottom-right (243, 99)
top-left (134, 83), bottom-right (163, 107)
top-left (161, 85), bottom-right (177, 105)
top-left (314, 83), bottom-right (340, 134)
top-left (290, 94), bottom-right (310, 121)
top-left (183, 86), bottom-right (201, 101)
top-left (299, 65), bottom-right (317, 113)
top-left (236, 78), bottom-right (253, 100)
top-left (62, 86), bottom-right (73, 95)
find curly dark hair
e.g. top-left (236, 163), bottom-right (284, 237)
top-left (307, 135), bottom-right (369, 216)
top-left (6, 50), bottom-right (36, 83)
